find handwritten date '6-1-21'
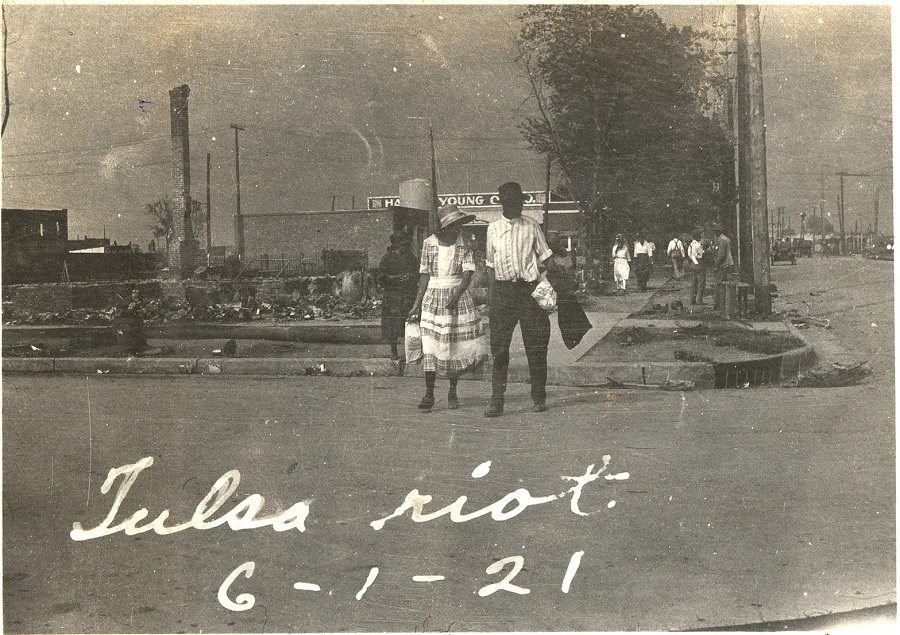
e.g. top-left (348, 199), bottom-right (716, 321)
top-left (218, 551), bottom-right (587, 611)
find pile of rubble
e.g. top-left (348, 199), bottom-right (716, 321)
top-left (791, 361), bottom-right (872, 388)
top-left (779, 307), bottom-right (830, 329)
top-left (1, 306), bottom-right (117, 326)
top-left (2, 293), bottom-right (381, 326)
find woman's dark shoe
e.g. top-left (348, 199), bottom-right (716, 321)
top-left (418, 395), bottom-right (435, 410)
top-left (448, 395), bottom-right (460, 410)
top-left (484, 399), bottom-right (504, 418)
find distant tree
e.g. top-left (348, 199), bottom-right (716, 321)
top-left (516, 4), bottom-right (733, 245)
top-left (144, 196), bottom-right (204, 255)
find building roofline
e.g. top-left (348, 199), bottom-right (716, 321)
top-left (2, 207), bottom-right (68, 214)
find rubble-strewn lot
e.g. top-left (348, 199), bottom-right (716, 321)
top-left (0, 273), bottom-right (413, 325)
top-left (2, 293), bottom-right (382, 326)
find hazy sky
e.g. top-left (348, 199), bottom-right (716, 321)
top-left (0, 2), bottom-right (892, 245)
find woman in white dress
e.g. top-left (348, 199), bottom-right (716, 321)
top-left (611, 234), bottom-right (631, 294)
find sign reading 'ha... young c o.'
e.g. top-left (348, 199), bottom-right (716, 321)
top-left (368, 191), bottom-right (546, 210)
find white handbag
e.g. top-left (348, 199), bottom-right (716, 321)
top-left (531, 273), bottom-right (558, 313)
top-left (404, 321), bottom-right (423, 363)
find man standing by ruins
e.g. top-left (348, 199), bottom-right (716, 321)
top-left (713, 224), bottom-right (735, 311)
top-left (483, 182), bottom-right (554, 418)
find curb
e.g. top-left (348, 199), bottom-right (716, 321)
top-left (196, 357), bottom-right (397, 376)
top-left (150, 322), bottom-right (383, 344)
top-left (778, 323), bottom-right (818, 378)
top-left (2, 356), bottom-right (399, 378)
top-left (3, 320), bottom-right (819, 389)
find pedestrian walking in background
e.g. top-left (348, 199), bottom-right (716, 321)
top-left (407, 204), bottom-right (488, 411)
top-left (687, 231), bottom-right (706, 305)
top-left (667, 235), bottom-right (686, 278)
top-left (713, 224), bottom-right (735, 311)
top-left (611, 234), bottom-right (631, 294)
top-left (483, 181), bottom-right (555, 418)
top-left (379, 231), bottom-right (419, 361)
top-left (633, 233), bottom-right (654, 291)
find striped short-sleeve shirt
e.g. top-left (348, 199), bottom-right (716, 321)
top-left (485, 215), bottom-right (552, 282)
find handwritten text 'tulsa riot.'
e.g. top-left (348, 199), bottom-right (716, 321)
top-left (70, 456), bottom-right (629, 541)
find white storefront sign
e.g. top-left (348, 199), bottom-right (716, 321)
top-left (368, 191), bottom-right (548, 210)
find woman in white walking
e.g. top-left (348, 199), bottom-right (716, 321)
top-left (611, 234), bottom-right (631, 295)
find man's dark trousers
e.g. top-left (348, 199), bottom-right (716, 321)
top-left (489, 280), bottom-right (551, 404)
top-left (689, 264), bottom-right (706, 304)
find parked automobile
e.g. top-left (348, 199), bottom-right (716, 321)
top-left (771, 240), bottom-right (797, 265)
top-left (794, 239), bottom-right (813, 257)
top-left (864, 239), bottom-right (894, 261)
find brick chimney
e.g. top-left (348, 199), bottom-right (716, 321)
top-left (168, 84), bottom-right (196, 278)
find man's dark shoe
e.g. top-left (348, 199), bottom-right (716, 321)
top-left (533, 402), bottom-right (548, 413)
top-left (484, 400), bottom-right (504, 418)
top-left (418, 395), bottom-right (435, 410)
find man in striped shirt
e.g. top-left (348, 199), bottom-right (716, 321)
top-left (484, 181), bottom-right (555, 417)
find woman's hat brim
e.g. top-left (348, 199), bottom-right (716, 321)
top-left (439, 212), bottom-right (476, 229)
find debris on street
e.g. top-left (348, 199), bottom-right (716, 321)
top-left (790, 360), bottom-right (872, 388)
top-left (222, 339), bottom-right (237, 357)
top-left (602, 375), bottom-right (696, 391)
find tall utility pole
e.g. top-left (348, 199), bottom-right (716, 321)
top-left (811, 206), bottom-right (817, 251)
top-left (838, 172), bottom-right (847, 256)
top-left (543, 155), bottom-right (552, 236)
top-left (231, 123), bottom-right (245, 259)
top-left (735, 3), bottom-right (753, 282)
top-left (873, 185), bottom-right (880, 238)
top-left (819, 172), bottom-right (826, 231)
top-left (205, 152), bottom-right (212, 254)
top-left (745, 5), bottom-right (771, 313)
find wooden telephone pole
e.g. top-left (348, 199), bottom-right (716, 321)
top-left (736, 5), bottom-right (772, 314)
top-left (874, 185), bottom-right (880, 237)
top-left (836, 171), bottom-right (876, 255)
top-left (205, 152), bottom-right (212, 253)
top-left (735, 4), bottom-right (752, 281)
top-left (543, 155), bottom-right (552, 235)
top-left (231, 123), bottom-right (245, 259)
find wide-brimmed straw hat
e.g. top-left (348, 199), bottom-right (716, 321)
top-left (437, 204), bottom-right (475, 230)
